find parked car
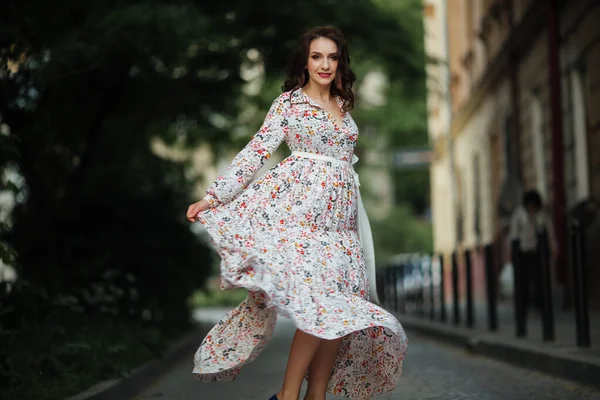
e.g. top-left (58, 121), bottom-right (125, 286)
top-left (378, 253), bottom-right (437, 313)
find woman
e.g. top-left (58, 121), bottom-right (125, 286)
top-left (186, 26), bottom-right (407, 400)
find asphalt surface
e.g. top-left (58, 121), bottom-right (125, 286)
top-left (136, 308), bottom-right (600, 400)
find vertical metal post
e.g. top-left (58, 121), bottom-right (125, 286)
top-left (417, 256), bottom-right (425, 317)
top-left (512, 239), bottom-right (526, 337)
top-left (538, 230), bottom-right (555, 341)
top-left (388, 266), bottom-right (393, 309)
top-left (390, 265), bottom-right (395, 310)
top-left (393, 264), bottom-right (399, 312)
top-left (377, 272), bottom-right (384, 306)
top-left (386, 266), bottom-right (393, 310)
top-left (451, 251), bottom-right (461, 325)
top-left (484, 244), bottom-right (498, 331)
top-left (430, 255), bottom-right (436, 320)
top-left (571, 219), bottom-right (591, 347)
top-left (439, 254), bottom-right (447, 322)
top-left (398, 263), bottom-right (406, 314)
top-left (465, 249), bottom-right (474, 328)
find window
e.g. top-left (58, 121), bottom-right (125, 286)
top-left (570, 67), bottom-right (590, 202)
top-left (530, 94), bottom-right (547, 198)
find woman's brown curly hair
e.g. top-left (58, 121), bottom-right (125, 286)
top-left (282, 26), bottom-right (357, 112)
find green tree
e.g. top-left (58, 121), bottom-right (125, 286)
top-left (352, 0), bottom-right (430, 215)
top-left (350, 0), bottom-right (432, 259)
top-left (371, 203), bottom-right (433, 262)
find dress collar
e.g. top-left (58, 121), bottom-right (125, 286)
top-left (290, 87), bottom-right (344, 113)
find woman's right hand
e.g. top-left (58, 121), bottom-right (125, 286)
top-left (186, 199), bottom-right (210, 222)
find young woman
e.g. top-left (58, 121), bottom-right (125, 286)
top-left (187, 26), bottom-right (407, 400)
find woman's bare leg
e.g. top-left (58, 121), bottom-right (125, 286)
top-left (277, 329), bottom-right (322, 400)
top-left (303, 337), bottom-right (343, 400)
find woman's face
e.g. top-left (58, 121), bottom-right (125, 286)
top-left (306, 37), bottom-right (339, 88)
top-left (525, 202), bottom-right (540, 215)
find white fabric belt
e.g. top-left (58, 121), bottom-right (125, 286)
top-left (291, 151), bottom-right (361, 187)
top-left (289, 151), bottom-right (379, 304)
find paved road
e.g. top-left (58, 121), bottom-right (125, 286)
top-left (136, 308), bottom-right (600, 400)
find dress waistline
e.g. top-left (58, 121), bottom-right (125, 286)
top-left (290, 151), bottom-right (360, 187)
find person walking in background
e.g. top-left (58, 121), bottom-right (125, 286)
top-left (509, 189), bottom-right (558, 317)
top-left (186, 26), bottom-right (407, 400)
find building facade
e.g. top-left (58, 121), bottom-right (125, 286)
top-left (424, 0), bottom-right (600, 307)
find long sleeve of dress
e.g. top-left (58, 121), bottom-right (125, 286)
top-left (203, 95), bottom-right (289, 207)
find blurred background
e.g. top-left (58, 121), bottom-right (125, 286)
top-left (0, 1), bottom-right (430, 398)
top-left (420, 0), bottom-right (599, 342)
top-left (2, 0), bottom-right (599, 399)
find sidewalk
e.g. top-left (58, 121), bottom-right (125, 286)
top-left (392, 299), bottom-right (600, 390)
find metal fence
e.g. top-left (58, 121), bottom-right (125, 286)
top-left (377, 218), bottom-right (591, 348)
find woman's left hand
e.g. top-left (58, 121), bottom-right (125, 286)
top-left (186, 199), bottom-right (210, 222)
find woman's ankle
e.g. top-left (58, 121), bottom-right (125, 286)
top-left (276, 389), bottom-right (299, 400)
top-left (302, 392), bottom-right (326, 400)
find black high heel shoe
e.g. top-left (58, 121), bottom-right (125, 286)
top-left (268, 395), bottom-right (279, 400)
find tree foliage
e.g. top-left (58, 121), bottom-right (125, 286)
top-left (371, 204), bottom-right (433, 264)
top-left (349, 0), bottom-right (430, 215)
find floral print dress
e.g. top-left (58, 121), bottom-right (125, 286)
top-left (192, 88), bottom-right (408, 399)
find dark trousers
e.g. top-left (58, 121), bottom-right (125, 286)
top-left (518, 250), bottom-right (543, 316)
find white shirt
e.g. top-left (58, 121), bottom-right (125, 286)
top-left (509, 206), bottom-right (557, 253)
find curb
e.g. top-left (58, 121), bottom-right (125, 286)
top-left (66, 323), bottom-right (210, 400)
top-left (398, 314), bottom-right (600, 391)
